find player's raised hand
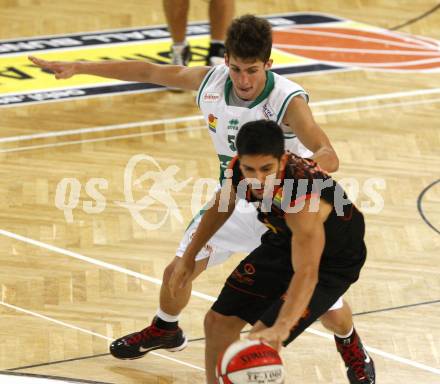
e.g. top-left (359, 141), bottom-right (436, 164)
top-left (28, 56), bottom-right (77, 79)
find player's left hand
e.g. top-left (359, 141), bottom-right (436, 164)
top-left (248, 326), bottom-right (290, 352)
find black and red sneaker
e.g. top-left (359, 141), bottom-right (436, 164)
top-left (335, 329), bottom-right (376, 384)
top-left (110, 319), bottom-right (187, 360)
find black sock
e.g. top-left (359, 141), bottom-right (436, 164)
top-left (154, 316), bottom-right (178, 331)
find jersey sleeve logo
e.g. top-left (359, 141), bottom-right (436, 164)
top-left (208, 113), bottom-right (218, 133)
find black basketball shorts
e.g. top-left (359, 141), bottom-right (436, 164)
top-left (211, 242), bottom-right (354, 346)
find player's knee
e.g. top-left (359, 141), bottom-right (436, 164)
top-left (204, 310), bottom-right (227, 337)
top-left (320, 309), bottom-right (350, 332)
top-left (162, 259), bottom-right (177, 284)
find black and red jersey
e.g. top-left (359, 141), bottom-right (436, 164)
top-left (227, 153), bottom-right (366, 284)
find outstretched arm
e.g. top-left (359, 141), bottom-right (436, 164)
top-left (283, 96), bottom-right (339, 172)
top-left (28, 56), bottom-right (210, 90)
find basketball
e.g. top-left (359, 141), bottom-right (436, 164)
top-left (216, 339), bottom-right (285, 384)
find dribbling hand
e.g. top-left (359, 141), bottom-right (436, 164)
top-left (248, 325), bottom-right (290, 352)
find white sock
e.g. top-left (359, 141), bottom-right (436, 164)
top-left (335, 326), bottom-right (354, 339)
top-left (156, 308), bottom-right (179, 323)
top-left (172, 42), bottom-right (187, 53)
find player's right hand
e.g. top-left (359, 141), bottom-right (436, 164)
top-left (28, 56), bottom-right (77, 79)
top-left (169, 258), bottom-right (195, 298)
top-left (248, 325), bottom-right (290, 352)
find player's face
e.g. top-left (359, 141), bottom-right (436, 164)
top-left (225, 55), bottom-right (273, 101)
top-left (239, 154), bottom-right (287, 200)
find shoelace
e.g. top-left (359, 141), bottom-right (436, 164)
top-left (126, 326), bottom-right (167, 346)
top-left (339, 341), bottom-right (369, 380)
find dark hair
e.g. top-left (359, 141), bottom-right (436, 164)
top-left (236, 120), bottom-right (285, 159)
top-left (225, 14), bottom-right (272, 62)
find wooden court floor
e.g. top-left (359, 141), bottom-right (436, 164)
top-left (0, 1), bottom-right (439, 383)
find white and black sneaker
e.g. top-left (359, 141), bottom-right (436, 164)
top-left (110, 317), bottom-right (187, 360)
top-left (168, 44), bottom-right (192, 91)
top-left (171, 44), bottom-right (192, 66)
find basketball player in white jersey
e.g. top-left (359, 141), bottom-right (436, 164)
top-left (29, 15), bottom-right (362, 376)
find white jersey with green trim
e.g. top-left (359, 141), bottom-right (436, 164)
top-left (196, 64), bottom-right (313, 181)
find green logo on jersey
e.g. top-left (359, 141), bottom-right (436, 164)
top-left (228, 119), bottom-right (239, 130)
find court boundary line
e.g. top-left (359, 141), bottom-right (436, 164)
top-left (0, 300), bottom-right (205, 372)
top-left (353, 299), bottom-right (440, 316)
top-left (390, 3), bottom-right (440, 30)
top-left (0, 370), bottom-right (113, 384)
top-left (273, 44), bottom-right (440, 56)
top-left (2, 88), bottom-right (440, 151)
top-left (2, 96), bottom-right (440, 153)
top-left (7, 297), bottom-right (440, 372)
top-left (0, 229), bottom-right (439, 376)
top-left (417, 178), bottom-right (440, 235)
top-left (6, 355), bottom-right (111, 372)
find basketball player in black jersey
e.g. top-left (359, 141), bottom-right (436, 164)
top-left (169, 120), bottom-right (376, 384)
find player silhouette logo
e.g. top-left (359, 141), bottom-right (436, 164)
top-left (116, 154), bottom-right (192, 230)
